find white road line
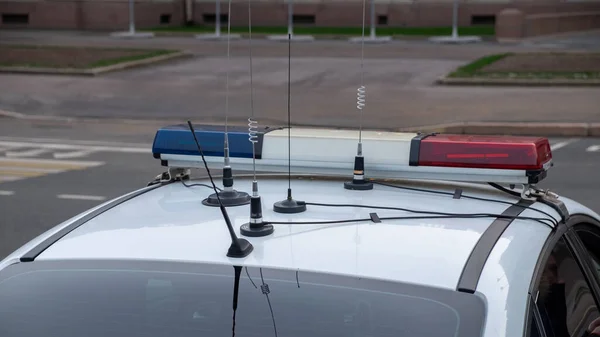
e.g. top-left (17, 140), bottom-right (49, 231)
top-left (0, 141), bottom-right (148, 154)
top-left (0, 157), bottom-right (104, 167)
top-left (0, 176), bottom-right (24, 183)
top-left (0, 136), bottom-right (149, 148)
top-left (53, 149), bottom-right (98, 159)
top-left (5, 148), bottom-right (52, 158)
top-left (0, 166), bottom-right (64, 173)
top-left (0, 190), bottom-right (15, 196)
top-left (57, 194), bottom-right (107, 201)
top-left (587, 145), bottom-right (600, 152)
top-left (550, 139), bottom-right (579, 152)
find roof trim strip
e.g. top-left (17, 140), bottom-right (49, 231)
top-left (456, 198), bottom-right (534, 293)
top-left (19, 183), bottom-right (166, 263)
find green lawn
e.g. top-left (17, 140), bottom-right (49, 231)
top-left (448, 53), bottom-right (513, 78)
top-left (149, 25), bottom-right (495, 37)
top-left (448, 53), bottom-right (600, 80)
top-left (88, 50), bottom-right (177, 68)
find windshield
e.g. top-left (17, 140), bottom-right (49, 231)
top-left (0, 260), bottom-right (485, 337)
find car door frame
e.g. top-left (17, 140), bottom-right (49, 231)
top-left (524, 214), bottom-right (600, 337)
top-left (566, 215), bottom-right (600, 299)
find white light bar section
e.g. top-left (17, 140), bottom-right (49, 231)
top-left (160, 128), bottom-right (534, 184)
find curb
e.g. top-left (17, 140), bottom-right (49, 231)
top-left (150, 31), bottom-right (494, 42)
top-left (152, 31), bottom-right (398, 41)
top-left (2, 110), bottom-right (599, 137)
top-left (399, 122), bottom-right (600, 137)
top-left (0, 51), bottom-right (193, 76)
top-left (436, 76), bottom-right (600, 87)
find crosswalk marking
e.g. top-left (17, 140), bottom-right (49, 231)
top-left (550, 139), bottom-right (578, 152)
top-left (0, 176), bottom-right (26, 183)
top-left (0, 137), bottom-right (140, 184)
top-left (0, 157), bottom-right (104, 170)
top-left (0, 141), bottom-right (148, 155)
top-left (587, 145), bottom-right (600, 152)
top-left (53, 149), bottom-right (98, 159)
top-left (0, 158), bottom-right (104, 184)
top-left (0, 190), bottom-right (15, 196)
top-left (6, 148), bottom-right (52, 158)
top-left (0, 169), bottom-right (46, 177)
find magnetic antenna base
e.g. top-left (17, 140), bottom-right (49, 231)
top-left (226, 238), bottom-right (254, 258)
top-left (202, 190), bottom-right (251, 207)
top-left (344, 181), bottom-right (374, 190)
top-left (240, 223), bottom-right (274, 237)
top-left (273, 198), bottom-right (307, 214)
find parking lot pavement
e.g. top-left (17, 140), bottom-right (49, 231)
top-left (522, 30), bottom-right (600, 51)
top-left (0, 132), bottom-right (599, 260)
top-left (1, 30), bottom-right (598, 129)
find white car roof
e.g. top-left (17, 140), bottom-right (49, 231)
top-left (3, 174), bottom-right (600, 337)
top-left (31, 175), bottom-right (557, 289)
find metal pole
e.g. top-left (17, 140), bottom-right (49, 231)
top-left (215, 0), bottom-right (221, 37)
top-left (128, 0), bottom-right (135, 33)
top-left (451, 0), bottom-right (458, 38)
top-left (287, 0), bottom-right (293, 37)
top-left (370, 0), bottom-right (375, 39)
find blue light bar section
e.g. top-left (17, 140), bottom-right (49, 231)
top-left (152, 124), bottom-right (271, 159)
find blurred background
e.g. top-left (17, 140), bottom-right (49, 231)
top-left (0, 0), bottom-right (599, 259)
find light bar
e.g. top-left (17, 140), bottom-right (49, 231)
top-left (152, 125), bottom-right (553, 185)
top-left (410, 134), bottom-right (552, 171)
top-left (152, 124), bottom-right (272, 159)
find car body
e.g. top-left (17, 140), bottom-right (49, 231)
top-left (2, 128), bottom-right (600, 337)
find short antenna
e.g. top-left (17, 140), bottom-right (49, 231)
top-left (344, 0), bottom-right (373, 191)
top-left (203, 0), bottom-right (251, 207)
top-left (273, 33), bottom-right (306, 214)
top-left (187, 121), bottom-right (253, 258)
top-left (240, 0), bottom-right (274, 237)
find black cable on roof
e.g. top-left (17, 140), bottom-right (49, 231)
top-left (181, 179), bottom-right (223, 191)
top-left (371, 181), bottom-right (559, 227)
top-left (488, 182), bottom-right (521, 198)
top-left (302, 201), bottom-right (556, 226)
top-left (177, 177), bottom-right (558, 228)
top-left (264, 213), bottom-right (555, 229)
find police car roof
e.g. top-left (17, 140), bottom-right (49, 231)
top-left (30, 174), bottom-right (565, 291)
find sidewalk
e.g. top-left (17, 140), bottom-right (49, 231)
top-left (0, 29), bottom-right (584, 60)
top-left (0, 30), bottom-right (598, 134)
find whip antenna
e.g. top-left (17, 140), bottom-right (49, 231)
top-left (187, 121), bottom-right (253, 258)
top-left (203, 0), bottom-right (251, 207)
top-left (241, 0), bottom-right (273, 237)
top-left (344, 0), bottom-right (373, 191)
top-left (273, 33), bottom-right (306, 214)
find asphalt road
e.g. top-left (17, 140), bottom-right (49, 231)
top-left (0, 119), bottom-right (599, 260)
top-left (1, 30), bottom-right (598, 129)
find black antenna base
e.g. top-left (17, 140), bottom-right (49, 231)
top-left (240, 223), bottom-right (274, 237)
top-left (203, 190), bottom-right (251, 207)
top-left (344, 155), bottom-right (373, 190)
top-left (227, 238), bottom-right (254, 258)
top-left (273, 188), bottom-right (307, 213)
top-left (240, 195), bottom-right (274, 237)
top-left (202, 166), bottom-right (251, 207)
top-left (344, 180), bottom-right (374, 190)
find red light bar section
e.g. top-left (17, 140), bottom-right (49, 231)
top-left (417, 135), bottom-right (552, 170)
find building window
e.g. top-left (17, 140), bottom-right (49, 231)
top-left (2, 13), bottom-right (29, 24)
top-left (471, 15), bottom-right (495, 26)
top-left (293, 14), bottom-right (315, 25)
top-left (160, 14), bottom-right (171, 24)
top-left (203, 14), bottom-right (228, 24)
top-left (378, 15), bottom-right (388, 25)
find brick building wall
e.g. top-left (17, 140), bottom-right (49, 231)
top-left (1, 0), bottom-right (600, 31)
